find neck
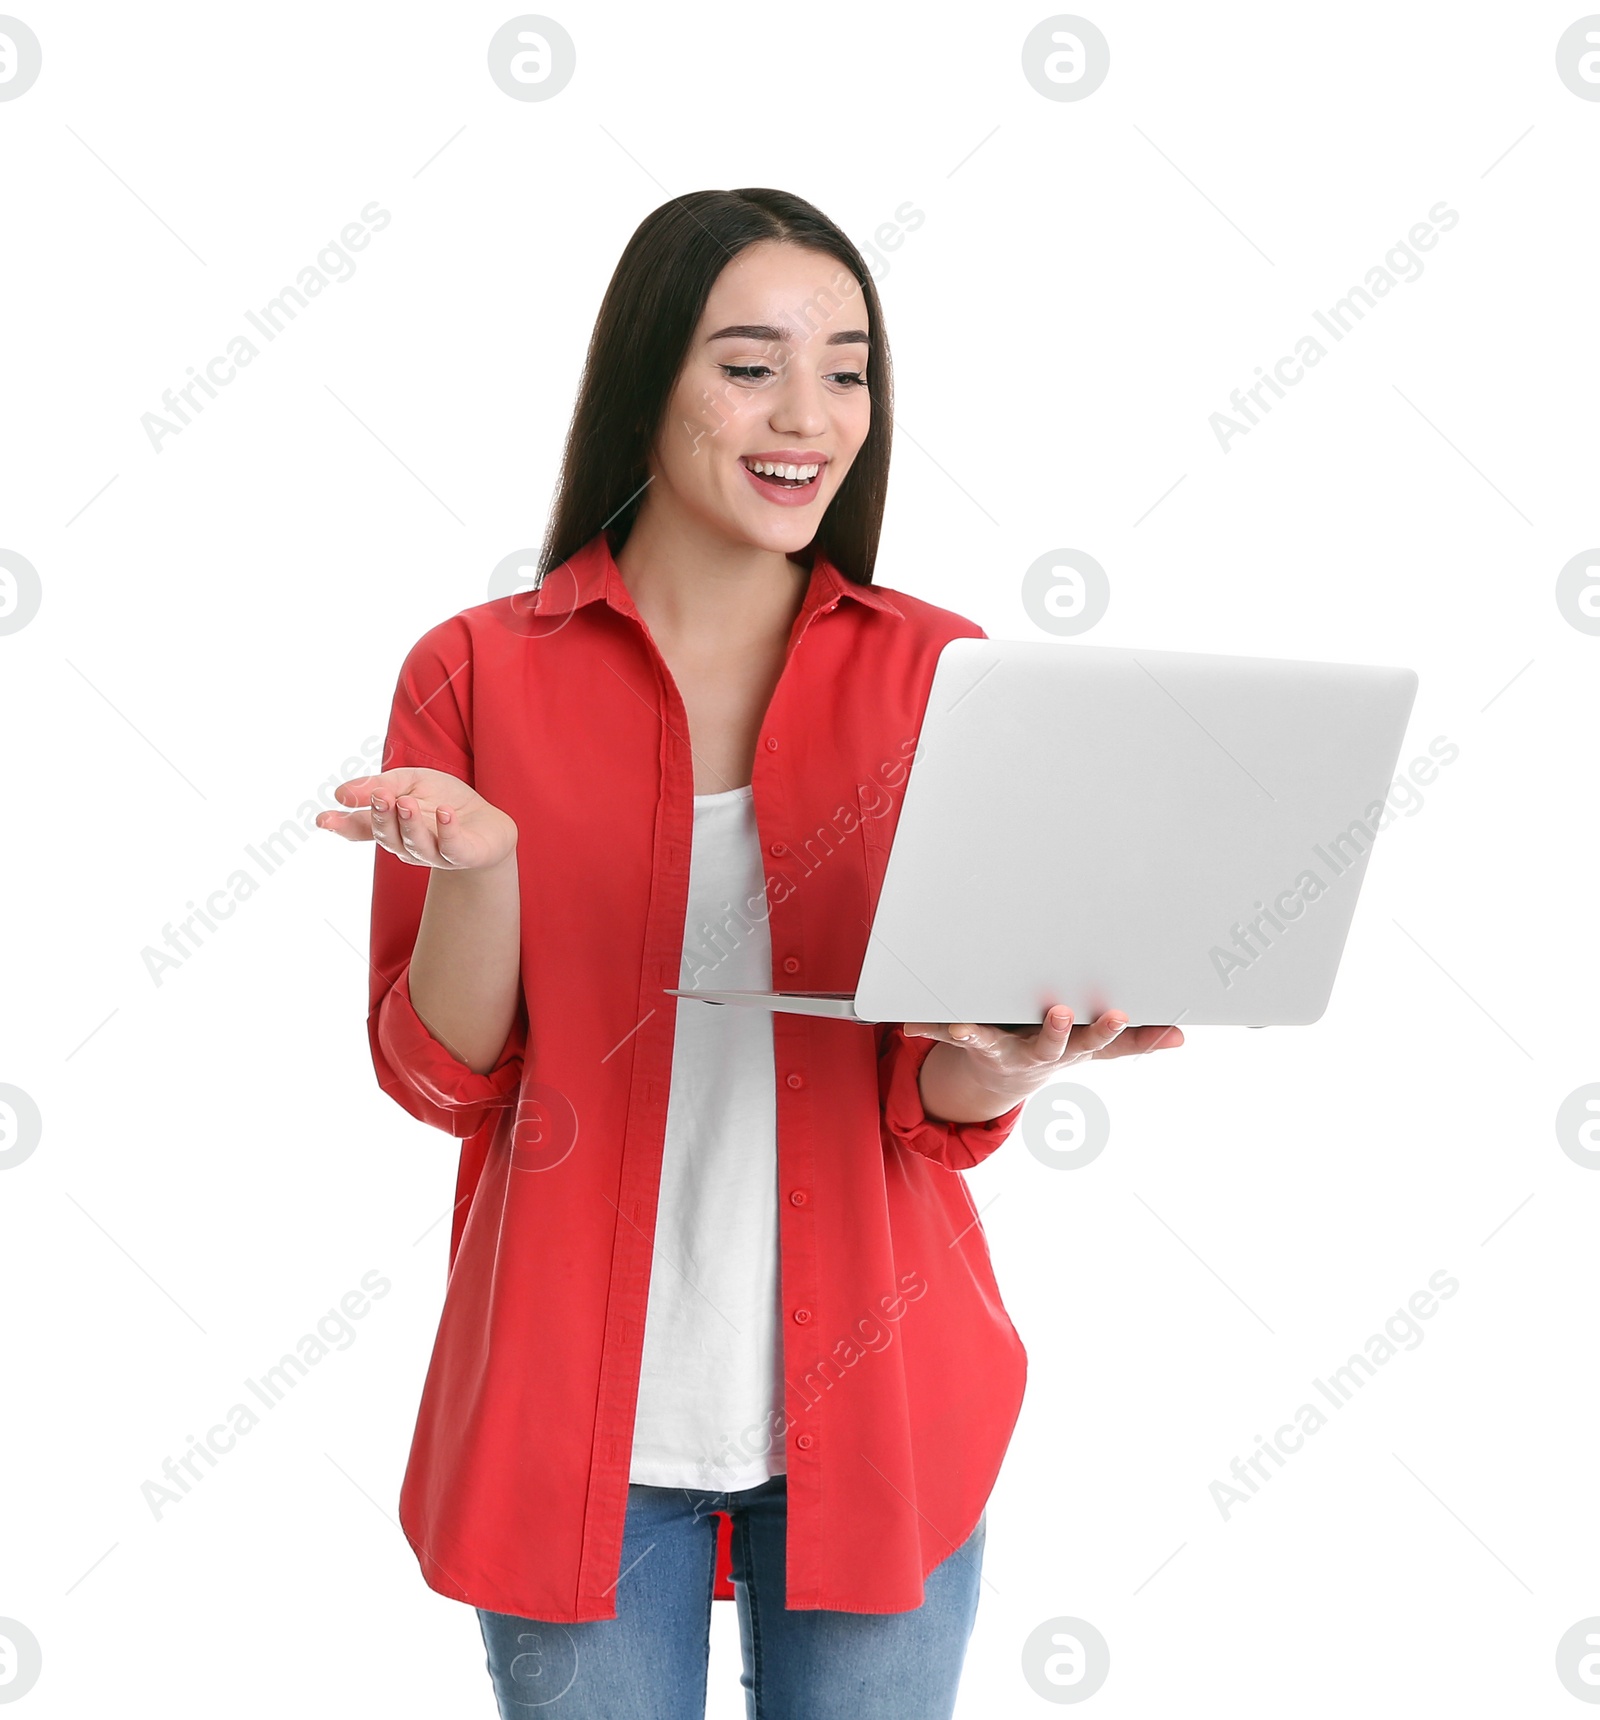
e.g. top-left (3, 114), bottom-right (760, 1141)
top-left (614, 504), bottom-right (810, 650)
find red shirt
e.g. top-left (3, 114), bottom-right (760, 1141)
top-left (367, 529), bottom-right (1027, 1622)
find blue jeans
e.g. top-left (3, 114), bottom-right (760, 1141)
top-left (476, 1474), bottom-right (985, 1718)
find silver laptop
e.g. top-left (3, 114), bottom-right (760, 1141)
top-left (666, 637), bottom-right (1418, 1028)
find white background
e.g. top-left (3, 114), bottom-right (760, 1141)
top-left (3, 1), bottom-right (1597, 1714)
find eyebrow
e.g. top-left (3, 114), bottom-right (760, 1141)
top-left (705, 324), bottom-right (870, 347)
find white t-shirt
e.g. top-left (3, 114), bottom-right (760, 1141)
top-left (628, 783), bottom-right (787, 1491)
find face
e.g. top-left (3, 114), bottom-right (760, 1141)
top-left (645, 240), bottom-right (872, 557)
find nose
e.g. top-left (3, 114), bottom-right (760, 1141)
top-left (767, 361), bottom-right (829, 440)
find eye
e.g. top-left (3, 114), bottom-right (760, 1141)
top-left (827, 371), bottom-right (868, 388)
top-left (718, 364), bottom-right (775, 382)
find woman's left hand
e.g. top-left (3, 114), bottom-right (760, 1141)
top-left (903, 1007), bottom-right (1184, 1112)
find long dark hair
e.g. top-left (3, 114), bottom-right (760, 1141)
top-left (537, 189), bottom-right (893, 587)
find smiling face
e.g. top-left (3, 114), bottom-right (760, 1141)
top-left (644, 240), bottom-right (872, 558)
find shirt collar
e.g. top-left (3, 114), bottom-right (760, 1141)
top-left (526, 531), bottom-right (904, 623)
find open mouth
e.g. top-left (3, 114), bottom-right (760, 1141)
top-left (738, 455), bottom-right (826, 507)
top-left (740, 457), bottom-right (823, 490)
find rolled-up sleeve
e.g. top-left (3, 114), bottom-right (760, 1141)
top-left (876, 1023), bottom-right (1025, 1173)
top-left (372, 962), bottom-right (526, 1137)
top-left (366, 616), bottom-right (526, 1137)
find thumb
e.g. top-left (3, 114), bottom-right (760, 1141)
top-left (332, 774), bottom-right (383, 806)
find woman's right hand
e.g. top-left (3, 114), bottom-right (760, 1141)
top-left (317, 769), bottom-right (518, 871)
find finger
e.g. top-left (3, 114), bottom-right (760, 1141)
top-left (367, 785), bottom-right (420, 864)
top-left (945, 1023), bottom-right (1005, 1058)
top-left (1029, 1005), bottom-right (1077, 1061)
top-left (333, 770), bottom-right (419, 807)
top-left (391, 794), bottom-right (446, 866)
top-left (1096, 1023), bottom-right (1185, 1058)
top-left (429, 801), bottom-right (475, 867)
top-left (901, 1022), bottom-right (959, 1044)
top-left (333, 772), bottom-right (425, 860)
top-left (1065, 1009), bottom-right (1129, 1059)
top-left (315, 806), bottom-right (375, 842)
top-left (402, 799), bottom-right (478, 868)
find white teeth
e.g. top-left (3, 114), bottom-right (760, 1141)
top-left (747, 460), bottom-right (819, 480)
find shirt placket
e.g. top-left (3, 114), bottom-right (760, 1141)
top-left (760, 593), bottom-right (842, 1601)
top-left (574, 598), bottom-right (698, 1612)
top-left (575, 572), bottom-right (845, 1612)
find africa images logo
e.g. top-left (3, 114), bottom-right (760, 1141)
top-left (1209, 1270), bottom-right (1459, 1520)
top-left (1209, 202), bottom-right (1461, 453)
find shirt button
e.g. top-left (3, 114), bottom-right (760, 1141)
top-left (793, 1307), bottom-right (812, 1323)
top-left (782, 957), bottom-right (800, 974)
top-left (765, 737), bottom-right (779, 752)
top-left (769, 841), bottom-right (786, 856)
top-left (786, 1072), bottom-right (804, 1089)
top-left (789, 1189), bottom-right (808, 1206)
top-left (796, 1433), bottom-right (815, 1450)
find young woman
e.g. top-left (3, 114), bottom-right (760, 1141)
top-left (319, 188), bottom-right (1181, 1720)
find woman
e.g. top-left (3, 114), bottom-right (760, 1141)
top-left (319, 188), bottom-right (1181, 1720)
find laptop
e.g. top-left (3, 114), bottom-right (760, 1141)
top-left (665, 637), bottom-right (1418, 1028)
